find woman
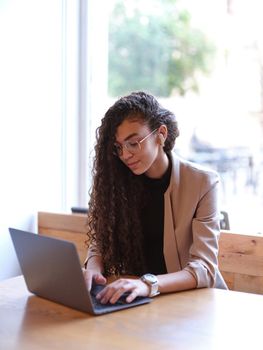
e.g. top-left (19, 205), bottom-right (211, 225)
top-left (84, 91), bottom-right (227, 305)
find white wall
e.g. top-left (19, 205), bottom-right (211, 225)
top-left (0, 0), bottom-right (79, 280)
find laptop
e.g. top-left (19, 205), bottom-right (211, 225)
top-left (9, 228), bottom-right (151, 315)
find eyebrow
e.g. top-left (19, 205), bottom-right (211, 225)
top-left (115, 132), bottom-right (140, 144)
top-left (124, 132), bottom-right (139, 141)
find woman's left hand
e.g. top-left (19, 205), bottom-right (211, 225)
top-left (96, 277), bottom-right (150, 304)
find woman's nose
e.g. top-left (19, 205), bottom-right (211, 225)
top-left (121, 146), bottom-right (133, 160)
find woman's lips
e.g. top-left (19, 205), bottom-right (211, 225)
top-left (127, 160), bottom-right (140, 169)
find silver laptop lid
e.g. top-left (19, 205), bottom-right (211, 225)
top-left (9, 228), bottom-right (151, 315)
top-left (9, 227), bottom-right (94, 313)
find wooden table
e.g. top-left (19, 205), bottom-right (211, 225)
top-left (0, 276), bottom-right (262, 350)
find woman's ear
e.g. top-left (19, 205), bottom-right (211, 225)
top-left (159, 133), bottom-right (165, 147)
top-left (158, 125), bottom-right (167, 146)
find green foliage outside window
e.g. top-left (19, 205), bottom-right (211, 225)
top-left (108, 0), bottom-right (216, 97)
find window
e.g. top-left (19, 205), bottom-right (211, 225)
top-left (84, 0), bottom-right (263, 233)
top-left (0, 0), bottom-right (79, 279)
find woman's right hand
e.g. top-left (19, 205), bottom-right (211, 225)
top-left (82, 255), bottom-right (106, 290)
top-left (83, 269), bottom-right (107, 291)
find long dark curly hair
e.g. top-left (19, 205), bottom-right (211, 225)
top-left (87, 91), bottom-right (179, 276)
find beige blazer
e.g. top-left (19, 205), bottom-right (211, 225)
top-left (86, 151), bottom-right (227, 289)
top-left (164, 152), bottom-right (227, 289)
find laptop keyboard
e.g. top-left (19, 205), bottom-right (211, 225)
top-left (90, 284), bottom-right (130, 308)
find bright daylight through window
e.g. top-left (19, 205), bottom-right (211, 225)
top-left (87, 0), bottom-right (263, 234)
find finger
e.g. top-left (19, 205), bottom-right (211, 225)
top-left (97, 282), bottom-right (123, 303)
top-left (109, 282), bottom-right (140, 304)
top-left (94, 274), bottom-right (107, 286)
top-left (109, 286), bottom-right (129, 304)
top-left (97, 285), bottom-right (113, 302)
top-left (101, 280), bottom-right (134, 304)
top-left (126, 290), bottom-right (139, 303)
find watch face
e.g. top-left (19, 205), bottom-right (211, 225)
top-left (144, 273), bottom-right (157, 284)
top-left (141, 273), bottom-right (159, 297)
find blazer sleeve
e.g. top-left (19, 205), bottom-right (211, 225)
top-left (83, 213), bottom-right (101, 268)
top-left (84, 242), bottom-right (101, 268)
top-left (183, 171), bottom-right (223, 288)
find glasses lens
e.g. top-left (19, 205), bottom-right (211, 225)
top-left (113, 141), bottom-right (141, 156)
top-left (125, 141), bottom-right (140, 154)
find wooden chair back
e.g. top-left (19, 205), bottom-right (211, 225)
top-left (38, 211), bottom-right (263, 295)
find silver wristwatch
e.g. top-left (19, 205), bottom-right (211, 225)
top-left (141, 273), bottom-right (160, 297)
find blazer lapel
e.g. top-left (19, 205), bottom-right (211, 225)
top-left (163, 153), bottom-right (181, 272)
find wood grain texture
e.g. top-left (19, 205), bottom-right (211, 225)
top-left (38, 212), bottom-right (88, 265)
top-left (0, 276), bottom-right (262, 350)
top-left (218, 230), bottom-right (263, 294)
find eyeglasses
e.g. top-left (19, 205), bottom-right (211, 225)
top-left (113, 128), bottom-right (158, 157)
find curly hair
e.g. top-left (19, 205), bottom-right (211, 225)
top-left (87, 91), bottom-right (179, 276)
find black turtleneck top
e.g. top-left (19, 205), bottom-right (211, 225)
top-left (141, 157), bottom-right (172, 275)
